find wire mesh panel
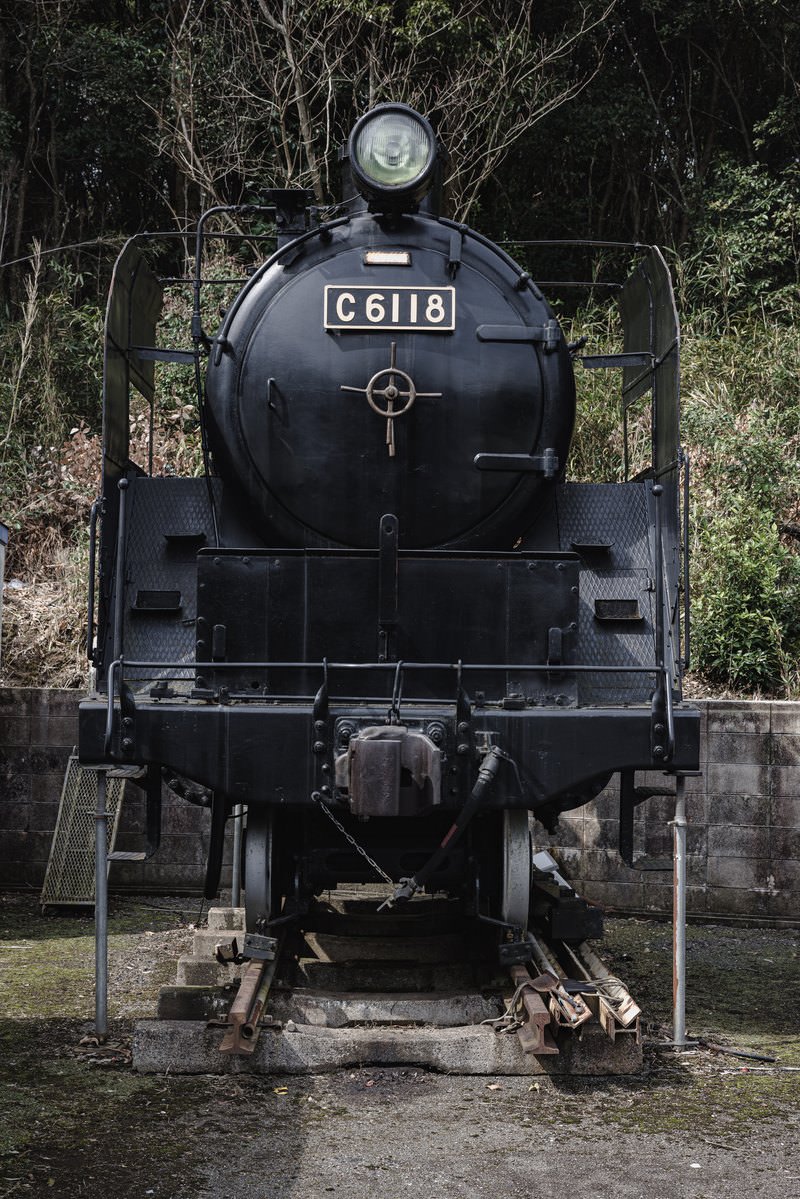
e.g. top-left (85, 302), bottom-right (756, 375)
top-left (40, 757), bottom-right (126, 906)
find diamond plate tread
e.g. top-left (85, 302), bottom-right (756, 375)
top-left (555, 481), bottom-right (650, 569)
top-left (555, 483), bottom-right (655, 703)
top-left (122, 477), bottom-right (220, 687)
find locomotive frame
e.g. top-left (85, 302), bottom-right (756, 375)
top-left (79, 105), bottom-right (700, 948)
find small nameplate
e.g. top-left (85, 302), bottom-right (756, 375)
top-left (324, 285), bottom-right (455, 332)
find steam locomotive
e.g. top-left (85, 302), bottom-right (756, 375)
top-left (79, 104), bottom-right (700, 949)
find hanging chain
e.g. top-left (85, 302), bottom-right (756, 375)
top-left (311, 791), bottom-right (395, 887)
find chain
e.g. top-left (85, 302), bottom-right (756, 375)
top-left (311, 791), bottom-right (395, 887)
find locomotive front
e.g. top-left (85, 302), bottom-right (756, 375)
top-left (80, 104), bottom-right (700, 944)
top-left (204, 105), bottom-right (575, 553)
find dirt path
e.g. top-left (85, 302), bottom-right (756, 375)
top-left (1, 894), bottom-right (798, 1198)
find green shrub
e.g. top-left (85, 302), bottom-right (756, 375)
top-left (690, 499), bottom-right (800, 693)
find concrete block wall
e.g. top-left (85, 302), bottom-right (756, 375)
top-left (0, 688), bottom-right (81, 889)
top-left (547, 700), bottom-right (800, 924)
top-left (0, 690), bottom-right (798, 923)
top-left (0, 688), bottom-right (216, 893)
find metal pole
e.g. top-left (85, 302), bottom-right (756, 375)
top-left (95, 770), bottom-right (109, 1042)
top-left (672, 774), bottom-right (688, 1046)
top-left (231, 804), bottom-right (243, 909)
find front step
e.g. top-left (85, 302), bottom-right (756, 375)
top-left (133, 1017), bottom-right (642, 1076)
top-left (137, 897), bottom-right (644, 1076)
top-left (301, 930), bottom-right (468, 963)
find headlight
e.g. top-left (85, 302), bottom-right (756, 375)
top-left (348, 104), bottom-right (438, 211)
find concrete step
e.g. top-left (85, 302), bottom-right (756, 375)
top-left (207, 907), bottom-right (245, 931)
top-left (302, 930), bottom-right (468, 964)
top-left (176, 953), bottom-right (236, 987)
top-left (133, 1018), bottom-right (643, 1076)
top-left (157, 985), bottom-right (236, 1022)
top-left (268, 988), bottom-right (501, 1029)
top-left (291, 959), bottom-right (477, 993)
top-left (191, 930), bottom-right (238, 958)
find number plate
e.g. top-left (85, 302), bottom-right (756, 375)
top-left (324, 285), bottom-right (455, 332)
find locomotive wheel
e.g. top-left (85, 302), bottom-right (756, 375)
top-left (244, 809), bottom-right (279, 930)
top-left (501, 810), bottom-right (532, 933)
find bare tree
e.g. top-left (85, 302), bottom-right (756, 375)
top-left (155, 0), bottom-right (615, 220)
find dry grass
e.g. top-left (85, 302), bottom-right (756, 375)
top-left (1, 424), bottom-right (99, 688)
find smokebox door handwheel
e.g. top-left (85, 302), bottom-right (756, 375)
top-left (340, 341), bottom-right (442, 457)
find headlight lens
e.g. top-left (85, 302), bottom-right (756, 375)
top-left (354, 111), bottom-right (432, 189)
top-left (348, 104), bottom-right (437, 210)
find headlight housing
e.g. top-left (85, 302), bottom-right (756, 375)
top-left (348, 104), bottom-right (438, 212)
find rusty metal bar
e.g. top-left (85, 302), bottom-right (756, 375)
top-left (524, 934), bottom-right (592, 1030)
top-left (673, 774), bottom-right (688, 1046)
top-left (218, 959), bottom-right (265, 1054)
top-left (94, 770), bottom-right (109, 1042)
top-left (563, 941), bottom-right (641, 1041)
top-left (239, 951), bottom-right (282, 1049)
top-left (219, 929), bottom-right (284, 1055)
top-left (526, 932), bottom-right (560, 978)
top-left (508, 963), bottom-right (559, 1055)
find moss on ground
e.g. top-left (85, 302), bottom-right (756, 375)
top-left (0, 895), bottom-right (798, 1196)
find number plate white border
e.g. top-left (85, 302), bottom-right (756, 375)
top-left (324, 285), bottom-right (456, 332)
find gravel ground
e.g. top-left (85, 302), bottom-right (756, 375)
top-left (1, 892), bottom-right (798, 1199)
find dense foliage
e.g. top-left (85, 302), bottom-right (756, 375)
top-left (1, 1), bottom-right (798, 692)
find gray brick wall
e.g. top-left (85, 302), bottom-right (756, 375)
top-left (0, 688), bottom-right (216, 893)
top-left (548, 701), bottom-right (800, 924)
top-left (0, 690), bottom-right (798, 923)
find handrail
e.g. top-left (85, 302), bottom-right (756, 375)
top-left (103, 658), bottom-right (121, 757)
top-left (112, 478), bottom-right (129, 664)
top-left (111, 658), bottom-right (668, 675)
top-left (86, 498), bottom-right (99, 663)
top-left (681, 449), bottom-right (691, 671)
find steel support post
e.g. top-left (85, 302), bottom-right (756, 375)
top-left (95, 769), bottom-right (109, 1042)
top-left (672, 774), bottom-right (688, 1046)
top-left (231, 804), bottom-right (243, 909)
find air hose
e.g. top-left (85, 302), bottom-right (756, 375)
top-left (381, 745), bottom-right (508, 908)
